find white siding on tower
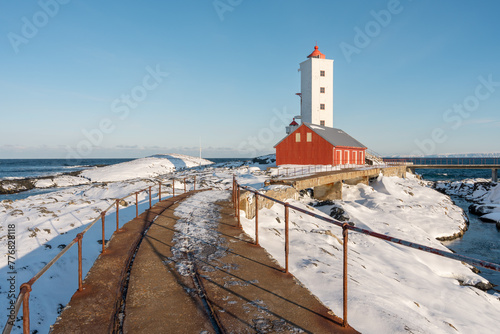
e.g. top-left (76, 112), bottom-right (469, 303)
top-left (299, 57), bottom-right (334, 128)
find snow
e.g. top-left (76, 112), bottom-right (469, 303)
top-left (170, 190), bottom-right (230, 276)
top-left (80, 154), bottom-right (213, 182)
top-left (484, 184), bottom-right (500, 203)
top-left (1, 155), bottom-right (499, 334)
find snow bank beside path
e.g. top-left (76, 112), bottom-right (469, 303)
top-left (80, 153), bottom-right (213, 182)
top-left (239, 173), bottom-right (499, 334)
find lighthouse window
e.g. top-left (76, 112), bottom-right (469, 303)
top-left (320, 87), bottom-right (325, 93)
top-left (307, 133), bottom-right (312, 142)
top-left (320, 70), bottom-right (325, 76)
top-left (320, 104), bottom-right (325, 110)
top-left (320, 120), bottom-right (325, 126)
top-left (295, 133), bottom-right (301, 142)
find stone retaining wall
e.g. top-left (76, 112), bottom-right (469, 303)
top-left (239, 186), bottom-right (298, 219)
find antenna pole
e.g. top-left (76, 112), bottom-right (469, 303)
top-left (199, 137), bottom-right (202, 166)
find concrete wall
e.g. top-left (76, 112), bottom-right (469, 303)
top-left (239, 186), bottom-right (298, 219)
top-left (382, 166), bottom-right (407, 178)
top-left (314, 181), bottom-right (343, 201)
top-left (269, 165), bottom-right (408, 201)
top-left (244, 166), bottom-right (408, 217)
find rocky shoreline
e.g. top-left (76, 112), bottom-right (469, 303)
top-left (433, 180), bottom-right (500, 226)
top-left (0, 170), bottom-right (89, 195)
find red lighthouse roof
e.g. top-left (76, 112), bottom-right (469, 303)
top-left (289, 118), bottom-right (299, 126)
top-left (307, 45), bottom-right (325, 59)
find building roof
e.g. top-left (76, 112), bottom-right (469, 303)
top-left (307, 45), bottom-right (325, 59)
top-left (304, 123), bottom-right (366, 148)
top-left (274, 123), bottom-right (367, 148)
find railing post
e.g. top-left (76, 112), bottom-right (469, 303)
top-left (184, 178), bottom-right (187, 193)
top-left (233, 176), bottom-right (237, 218)
top-left (115, 199), bottom-right (120, 231)
top-left (20, 283), bottom-right (31, 334)
top-left (237, 185), bottom-right (241, 228)
top-left (255, 193), bottom-right (259, 246)
top-left (173, 179), bottom-right (175, 197)
top-left (149, 186), bottom-right (152, 209)
top-left (76, 233), bottom-right (83, 292)
top-left (101, 212), bottom-right (106, 253)
top-left (342, 224), bottom-right (349, 327)
top-left (284, 203), bottom-right (290, 274)
top-left (135, 192), bottom-right (139, 218)
top-left (159, 182), bottom-right (162, 201)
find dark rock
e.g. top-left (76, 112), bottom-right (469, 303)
top-left (458, 279), bottom-right (494, 291)
top-left (309, 200), bottom-right (336, 207)
top-left (329, 206), bottom-right (350, 222)
top-left (251, 155), bottom-right (276, 165)
top-left (0, 169), bottom-right (90, 195)
top-left (470, 266), bottom-right (481, 274)
top-left (300, 189), bottom-right (314, 198)
top-left (479, 216), bottom-right (499, 224)
top-left (469, 204), bottom-right (497, 215)
top-left (0, 178), bottom-right (36, 194)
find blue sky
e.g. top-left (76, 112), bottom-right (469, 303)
top-left (1, 0), bottom-right (499, 158)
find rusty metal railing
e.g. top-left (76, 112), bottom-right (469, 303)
top-left (232, 176), bottom-right (500, 328)
top-left (384, 157), bottom-right (500, 165)
top-left (273, 162), bottom-right (410, 179)
top-left (2, 177), bottom-right (196, 334)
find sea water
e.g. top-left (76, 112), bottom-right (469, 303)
top-left (0, 158), bottom-right (134, 180)
top-left (0, 158), bottom-right (246, 201)
top-left (417, 168), bottom-right (500, 293)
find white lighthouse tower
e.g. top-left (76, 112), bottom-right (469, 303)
top-left (298, 45), bottom-right (334, 128)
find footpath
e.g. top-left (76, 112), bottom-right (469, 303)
top-left (52, 190), bottom-right (358, 333)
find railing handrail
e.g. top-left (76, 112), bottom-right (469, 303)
top-left (2, 176), bottom-right (197, 334)
top-left (238, 184), bottom-right (500, 272)
top-left (238, 184), bottom-right (500, 271)
top-left (234, 178), bottom-right (500, 328)
top-left (273, 162), bottom-right (411, 179)
top-left (383, 157), bottom-right (500, 166)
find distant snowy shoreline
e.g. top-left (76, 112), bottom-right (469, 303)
top-left (0, 154), bottom-right (214, 196)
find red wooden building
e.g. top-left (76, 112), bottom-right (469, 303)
top-left (274, 123), bottom-right (367, 166)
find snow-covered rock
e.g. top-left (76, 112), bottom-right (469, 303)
top-left (34, 175), bottom-right (90, 188)
top-left (436, 180), bottom-right (500, 223)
